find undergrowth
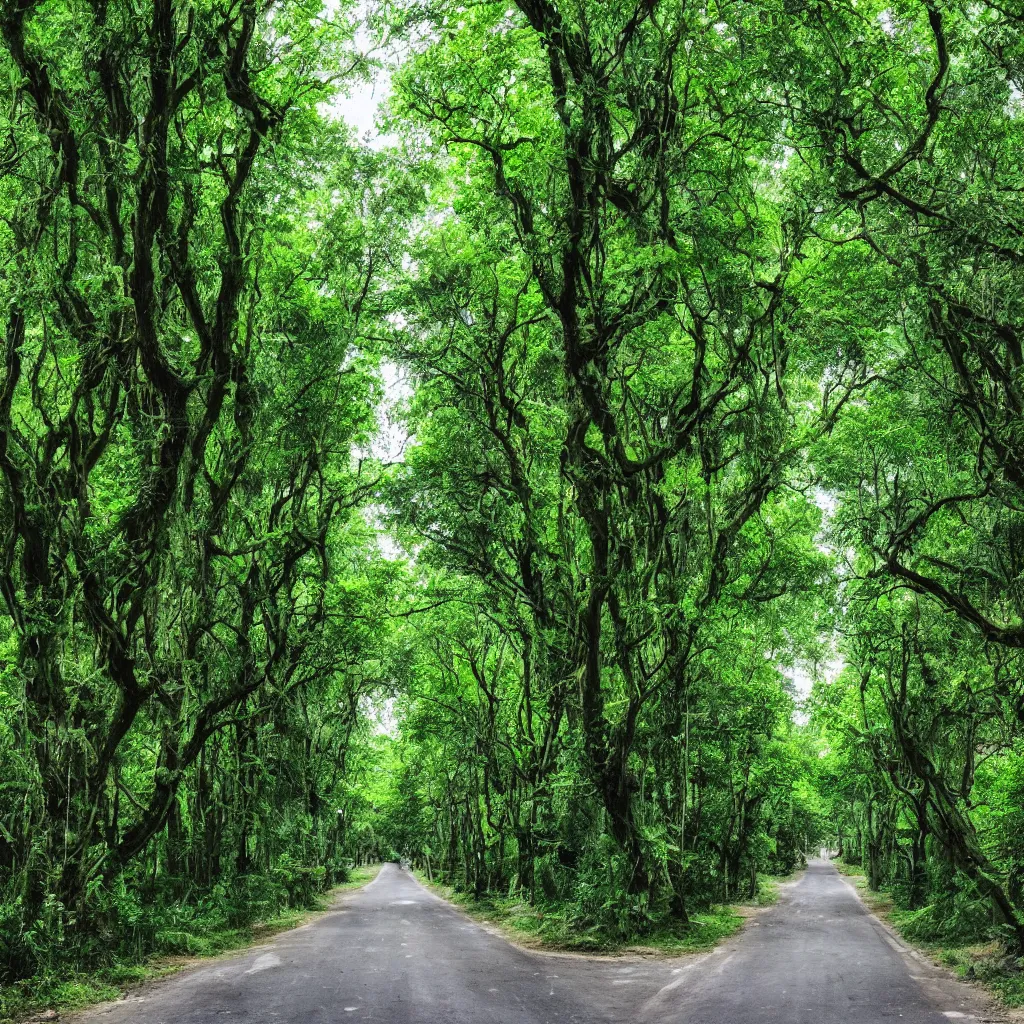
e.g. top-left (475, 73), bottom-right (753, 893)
top-left (0, 865), bottom-right (381, 1024)
top-left (414, 872), bottom-right (767, 955)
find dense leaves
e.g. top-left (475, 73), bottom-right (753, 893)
top-left (1, 0), bottom-right (1024, 1004)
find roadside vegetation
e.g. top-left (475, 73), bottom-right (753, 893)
top-left (416, 872), bottom-right (750, 956)
top-left (2, 0), bottom-right (1024, 1017)
top-left (835, 860), bottom-right (1024, 1010)
top-left (0, 865), bottom-right (380, 1024)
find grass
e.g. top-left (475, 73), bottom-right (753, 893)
top-left (0, 864), bottom-right (382, 1024)
top-left (929, 944), bottom-right (1024, 1008)
top-left (414, 873), bottom-right (748, 956)
top-left (753, 876), bottom-right (783, 906)
top-left (333, 864), bottom-right (383, 896)
top-left (754, 864), bottom-right (809, 907)
top-left (832, 859), bottom-right (1024, 1009)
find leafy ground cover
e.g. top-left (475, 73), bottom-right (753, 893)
top-left (413, 870), bottom-right (794, 957)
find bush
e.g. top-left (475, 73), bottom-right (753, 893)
top-left (896, 892), bottom-right (993, 946)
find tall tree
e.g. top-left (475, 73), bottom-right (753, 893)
top-left (0, 0), bottom-right (382, 945)
top-left (382, 0), bottom-right (844, 920)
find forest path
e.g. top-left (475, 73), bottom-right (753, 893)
top-left (73, 861), bottom-right (1000, 1024)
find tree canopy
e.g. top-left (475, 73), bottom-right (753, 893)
top-left (2, 0), bottom-right (1024, 1005)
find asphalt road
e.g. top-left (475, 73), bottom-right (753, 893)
top-left (76, 860), bottom-right (1000, 1024)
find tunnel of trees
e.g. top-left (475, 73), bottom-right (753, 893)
top-left (2, 0), bottom-right (1024, 1000)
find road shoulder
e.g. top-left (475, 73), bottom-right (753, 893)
top-left (834, 863), bottom-right (1022, 1024)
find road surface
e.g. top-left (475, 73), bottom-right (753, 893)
top-left (76, 860), bottom-right (1001, 1024)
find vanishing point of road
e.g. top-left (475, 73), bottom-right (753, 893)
top-left (76, 860), bottom-right (1004, 1024)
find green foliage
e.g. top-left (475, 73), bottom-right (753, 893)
top-left (2, 0), bottom-right (1024, 1011)
top-left (0, 866), bottom-right (381, 1022)
top-left (418, 874), bottom-right (745, 955)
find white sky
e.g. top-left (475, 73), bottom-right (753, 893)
top-left (328, 8), bottom-right (398, 149)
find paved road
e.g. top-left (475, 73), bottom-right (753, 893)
top-left (76, 860), bottom-right (999, 1024)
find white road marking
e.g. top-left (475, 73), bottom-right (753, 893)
top-left (244, 954), bottom-right (281, 975)
top-left (647, 963), bottom-right (696, 999)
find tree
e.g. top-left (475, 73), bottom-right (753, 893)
top-left (0, 0), bottom-right (392, 973)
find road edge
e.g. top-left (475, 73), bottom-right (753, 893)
top-left (407, 868), bottom-right (779, 964)
top-left (834, 864), bottom-right (1021, 1023)
top-left (10, 865), bottom-right (384, 1024)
